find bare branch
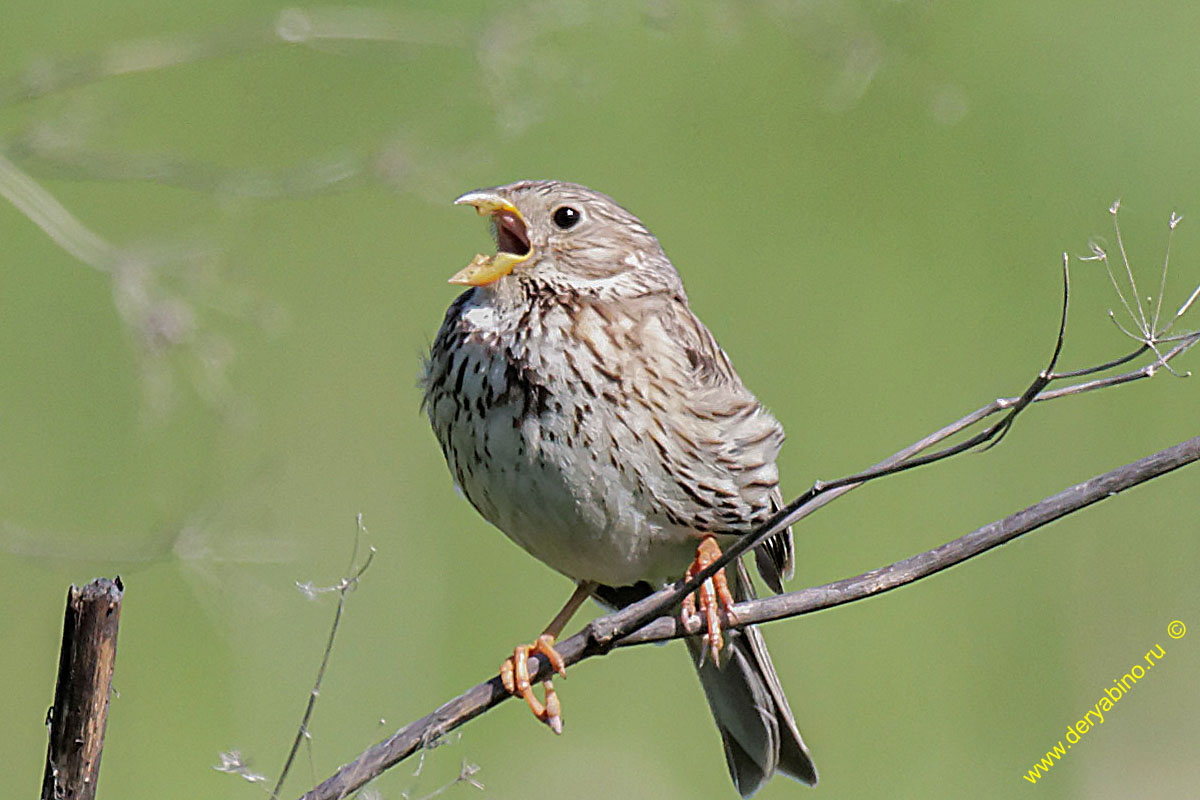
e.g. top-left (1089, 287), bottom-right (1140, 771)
top-left (618, 433), bottom-right (1200, 645)
top-left (296, 434), bottom-right (1200, 800)
top-left (610, 253), bottom-right (1083, 646)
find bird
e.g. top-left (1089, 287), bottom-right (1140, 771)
top-left (421, 180), bottom-right (817, 796)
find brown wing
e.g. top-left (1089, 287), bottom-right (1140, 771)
top-left (633, 292), bottom-right (795, 591)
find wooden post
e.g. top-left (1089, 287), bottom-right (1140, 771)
top-left (41, 577), bottom-right (124, 800)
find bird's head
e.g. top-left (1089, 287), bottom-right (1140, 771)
top-left (449, 180), bottom-right (678, 295)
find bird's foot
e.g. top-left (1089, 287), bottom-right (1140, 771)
top-left (499, 633), bottom-right (567, 734)
top-left (680, 534), bottom-right (738, 665)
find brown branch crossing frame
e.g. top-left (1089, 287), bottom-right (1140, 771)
top-left (297, 435), bottom-right (1199, 800)
top-left (297, 258), bottom-right (1200, 800)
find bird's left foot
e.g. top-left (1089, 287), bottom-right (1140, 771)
top-left (680, 534), bottom-right (738, 665)
top-left (499, 634), bottom-right (568, 734)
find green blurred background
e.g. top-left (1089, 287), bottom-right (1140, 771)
top-left (2, 2), bottom-right (1197, 798)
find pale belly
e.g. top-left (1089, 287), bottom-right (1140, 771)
top-left (428, 348), bottom-right (702, 587)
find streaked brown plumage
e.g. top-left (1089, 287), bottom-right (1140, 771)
top-left (422, 180), bottom-right (816, 796)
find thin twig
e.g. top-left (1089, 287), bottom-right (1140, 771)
top-left (1110, 200), bottom-right (1149, 334)
top-left (272, 516), bottom-right (376, 800)
top-left (617, 434), bottom-right (1200, 645)
top-left (1151, 212), bottom-right (1180, 332)
top-left (1050, 344), bottom-right (1148, 379)
top-left (601, 253), bottom-right (1073, 647)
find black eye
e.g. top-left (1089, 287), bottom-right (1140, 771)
top-left (552, 206), bottom-right (581, 229)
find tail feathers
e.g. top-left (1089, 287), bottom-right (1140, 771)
top-left (687, 560), bottom-right (816, 796)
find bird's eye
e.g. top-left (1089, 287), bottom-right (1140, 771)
top-left (552, 206), bottom-right (581, 230)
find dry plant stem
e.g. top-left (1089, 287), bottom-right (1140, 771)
top-left (273, 520), bottom-right (376, 799)
top-left (297, 433), bottom-right (1200, 800)
top-left (619, 433), bottom-right (1200, 644)
top-left (618, 275), bottom-right (1199, 647)
top-left (41, 577), bottom-right (124, 800)
top-left (608, 254), bottom-right (1075, 641)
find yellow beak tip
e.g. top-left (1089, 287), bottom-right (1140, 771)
top-left (448, 252), bottom-right (524, 286)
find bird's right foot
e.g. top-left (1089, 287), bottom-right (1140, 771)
top-left (680, 534), bottom-right (738, 666)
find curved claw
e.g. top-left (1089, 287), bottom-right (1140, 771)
top-left (500, 634), bottom-right (567, 734)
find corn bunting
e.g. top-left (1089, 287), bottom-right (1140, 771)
top-left (422, 180), bottom-right (816, 796)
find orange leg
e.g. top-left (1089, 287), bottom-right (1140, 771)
top-left (680, 535), bottom-right (737, 665)
top-left (499, 581), bottom-right (596, 735)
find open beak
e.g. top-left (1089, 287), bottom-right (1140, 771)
top-left (449, 191), bottom-right (533, 286)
